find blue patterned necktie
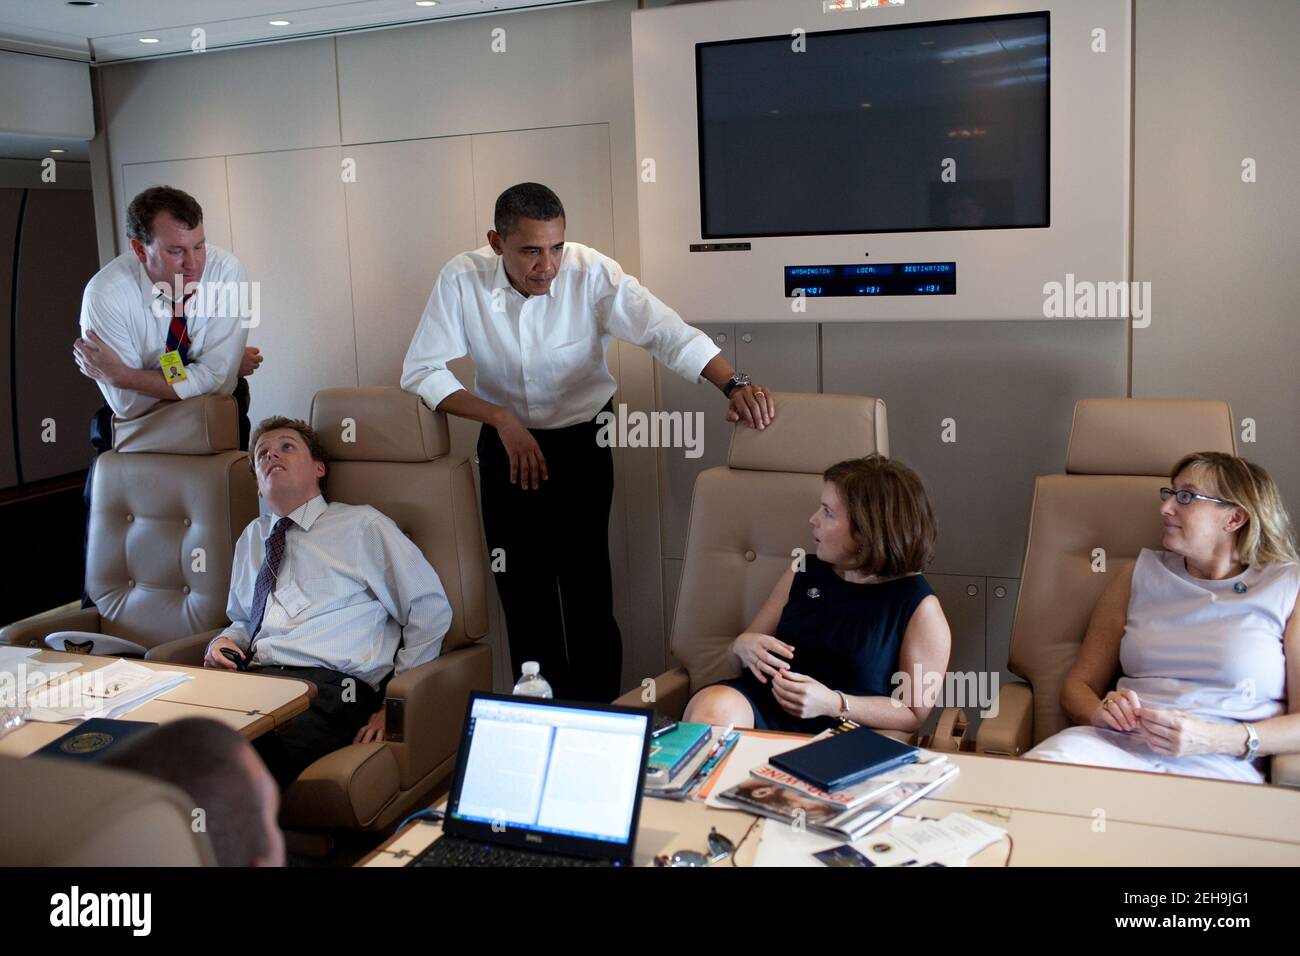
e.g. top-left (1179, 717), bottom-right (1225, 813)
top-left (248, 516), bottom-right (294, 644)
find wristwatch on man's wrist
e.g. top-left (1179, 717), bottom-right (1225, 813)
top-left (723, 371), bottom-right (752, 398)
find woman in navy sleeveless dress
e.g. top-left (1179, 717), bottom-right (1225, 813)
top-left (684, 455), bottom-right (951, 735)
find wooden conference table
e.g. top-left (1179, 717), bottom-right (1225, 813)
top-left (0, 649), bottom-right (313, 757)
top-left (361, 731), bottom-right (1300, 868)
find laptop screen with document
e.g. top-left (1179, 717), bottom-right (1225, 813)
top-left (443, 693), bottom-right (653, 861)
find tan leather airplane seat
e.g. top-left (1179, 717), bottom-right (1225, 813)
top-left (271, 386), bottom-right (492, 832)
top-left (976, 398), bottom-right (1237, 756)
top-left (0, 755), bottom-right (215, 865)
top-left (615, 392), bottom-right (890, 719)
top-left (0, 396), bottom-right (258, 653)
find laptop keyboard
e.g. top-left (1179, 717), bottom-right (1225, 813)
top-left (410, 834), bottom-right (615, 868)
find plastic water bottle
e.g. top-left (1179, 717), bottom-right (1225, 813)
top-left (513, 661), bottom-right (553, 699)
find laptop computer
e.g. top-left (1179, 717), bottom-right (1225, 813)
top-left (409, 691), bottom-right (653, 868)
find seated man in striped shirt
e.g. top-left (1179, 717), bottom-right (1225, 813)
top-left (203, 416), bottom-right (452, 789)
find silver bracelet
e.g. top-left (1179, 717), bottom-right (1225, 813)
top-left (1239, 722), bottom-right (1259, 761)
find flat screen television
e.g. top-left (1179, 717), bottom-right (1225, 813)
top-left (696, 11), bottom-right (1050, 239)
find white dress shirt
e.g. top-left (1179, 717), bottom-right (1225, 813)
top-left (400, 242), bottom-right (720, 429)
top-left (79, 245), bottom-right (249, 419)
top-left (218, 495), bottom-right (452, 691)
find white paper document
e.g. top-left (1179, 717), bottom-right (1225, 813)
top-left (755, 811), bottom-right (1006, 867)
top-left (0, 646), bottom-right (40, 668)
top-left (0, 648), bottom-right (85, 709)
top-left (753, 817), bottom-right (846, 867)
top-left (857, 812), bottom-right (1007, 867)
top-left (24, 660), bottom-right (191, 723)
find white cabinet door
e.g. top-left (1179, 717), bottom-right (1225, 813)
top-left (469, 124), bottom-right (615, 254)
top-left (343, 137), bottom-right (478, 388)
top-left (227, 147), bottom-right (357, 427)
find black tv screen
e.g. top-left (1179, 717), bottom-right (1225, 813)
top-left (696, 12), bottom-right (1049, 238)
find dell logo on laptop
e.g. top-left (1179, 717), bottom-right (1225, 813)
top-left (525, 834), bottom-right (543, 844)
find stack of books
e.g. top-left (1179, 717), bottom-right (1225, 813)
top-left (644, 722), bottom-right (738, 799)
top-left (716, 725), bottom-right (959, 841)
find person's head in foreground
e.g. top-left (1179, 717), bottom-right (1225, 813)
top-left (1027, 452), bottom-right (1299, 784)
top-left (104, 717), bottom-right (285, 867)
top-left (683, 454), bottom-right (950, 736)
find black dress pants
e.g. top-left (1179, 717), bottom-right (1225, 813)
top-left (250, 665), bottom-right (384, 790)
top-left (476, 403), bottom-right (622, 703)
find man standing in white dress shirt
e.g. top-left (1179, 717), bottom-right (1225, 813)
top-left (72, 186), bottom-right (263, 604)
top-left (203, 417), bottom-right (453, 789)
top-left (73, 185), bottom-right (263, 444)
top-left (401, 182), bottom-right (776, 702)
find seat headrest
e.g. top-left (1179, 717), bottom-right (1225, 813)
top-left (0, 755), bottom-right (215, 865)
top-left (727, 392), bottom-right (888, 473)
top-left (1066, 398), bottom-right (1236, 477)
top-left (310, 386), bottom-right (449, 462)
top-left (112, 395), bottom-right (240, 454)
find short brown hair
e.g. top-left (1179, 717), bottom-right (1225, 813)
top-left (822, 455), bottom-right (937, 577)
top-left (250, 416), bottom-right (329, 496)
top-left (104, 718), bottom-right (277, 867)
top-left (1171, 452), bottom-right (1298, 566)
top-left (126, 185), bottom-right (204, 244)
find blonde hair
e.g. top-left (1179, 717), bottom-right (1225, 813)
top-left (1171, 452), bottom-right (1298, 566)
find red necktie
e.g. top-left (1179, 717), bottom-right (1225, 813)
top-left (165, 289), bottom-right (196, 362)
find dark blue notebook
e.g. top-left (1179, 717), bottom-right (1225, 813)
top-left (32, 718), bottom-right (158, 762)
top-left (769, 727), bottom-right (919, 793)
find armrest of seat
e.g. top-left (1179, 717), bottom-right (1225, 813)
top-left (975, 682), bottom-right (1034, 756)
top-left (1271, 754), bottom-right (1300, 789)
top-left (279, 742), bottom-right (401, 830)
top-left (384, 642), bottom-right (493, 791)
top-left (612, 666), bottom-right (692, 719)
top-left (927, 708), bottom-right (970, 753)
top-left (144, 628), bottom-right (226, 665)
top-left (0, 608), bottom-right (101, 648)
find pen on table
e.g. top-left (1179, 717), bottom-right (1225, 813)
top-left (694, 726), bottom-right (732, 769)
top-left (687, 727), bottom-right (740, 795)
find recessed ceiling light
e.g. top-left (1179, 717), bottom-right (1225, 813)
top-left (416, 1), bottom-right (439, 6)
top-left (49, 148), bottom-right (66, 154)
top-left (67, 1), bottom-right (100, 7)
top-left (269, 19), bottom-right (292, 26)
top-left (138, 37), bottom-right (160, 43)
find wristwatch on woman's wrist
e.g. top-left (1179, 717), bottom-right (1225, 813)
top-left (1239, 722), bottom-right (1259, 760)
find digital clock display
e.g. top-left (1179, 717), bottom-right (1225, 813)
top-left (784, 262), bottom-right (956, 297)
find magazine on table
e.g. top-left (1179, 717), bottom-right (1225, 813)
top-left (719, 761), bottom-right (960, 841)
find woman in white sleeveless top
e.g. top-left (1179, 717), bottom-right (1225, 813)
top-left (1026, 452), bottom-right (1300, 783)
